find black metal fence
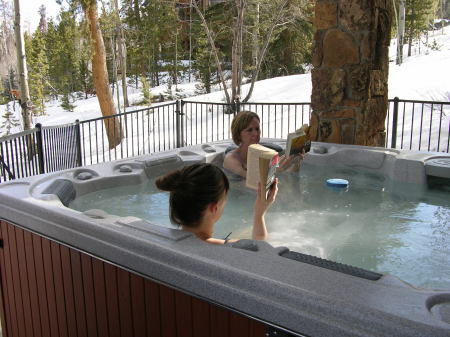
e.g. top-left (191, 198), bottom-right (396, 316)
top-left (387, 98), bottom-right (449, 152)
top-left (1, 98), bottom-right (449, 183)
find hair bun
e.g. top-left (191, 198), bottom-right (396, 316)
top-left (155, 170), bottom-right (183, 191)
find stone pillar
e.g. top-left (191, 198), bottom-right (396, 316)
top-left (310, 0), bottom-right (392, 146)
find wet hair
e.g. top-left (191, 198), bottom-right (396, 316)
top-left (231, 111), bottom-right (260, 145)
top-left (155, 163), bottom-right (229, 228)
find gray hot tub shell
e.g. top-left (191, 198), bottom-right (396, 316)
top-left (0, 140), bottom-right (449, 337)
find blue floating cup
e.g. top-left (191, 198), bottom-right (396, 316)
top-left (326, 178), bottom-right (349, 189)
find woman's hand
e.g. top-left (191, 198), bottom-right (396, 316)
top-left (252, 179), bottom-right (278, 240)
top-left (277, 149), bottom-right (305, 173)
top-left (254, 179), bottom-right (278, 215)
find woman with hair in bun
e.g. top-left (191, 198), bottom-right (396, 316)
top-left (155, 163), bottom-right (278, 244)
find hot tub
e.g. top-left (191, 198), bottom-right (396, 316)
top-left (0, 140), bottom-right (449, 337)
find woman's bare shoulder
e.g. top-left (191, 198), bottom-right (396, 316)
top-left (224, 149), bottom-right (239, 166)
top-left (223, 150), bottom-right (246, 177)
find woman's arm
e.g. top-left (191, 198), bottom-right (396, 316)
top-left (277, 150), bottom-right (305, 173)
top-left (252, 179), bottom-right (278, 240)
top-left (205, 237), bottom-right (238, 245)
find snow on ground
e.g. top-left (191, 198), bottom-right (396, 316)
top-left (388, 28), bottom-right (450, 101)
top-left (0, 26), bottom-right (449, 157)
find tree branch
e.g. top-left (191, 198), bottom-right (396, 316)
top-left (190, 0), bottom-right (231, 104)
top-left (243, 0), bottom-right (290, 103)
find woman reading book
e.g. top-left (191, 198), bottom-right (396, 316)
top-left (223, 111), bottom-right (304, 177)
top-left (155, 163), bottom-right (278, 244)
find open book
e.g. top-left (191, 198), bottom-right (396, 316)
top-left (285, 124), bottom-right (311, 157)
top-left (246, 144), bottom-right (279, 199)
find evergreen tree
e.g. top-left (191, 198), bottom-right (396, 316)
top-left (190, 0), bottom-right (312, 103)
top-left (1, 102), bottom-right (20, 136)
top-left (190, 1), bottom-right (233, 94)
top-left (260, 8), bottom-right (313, 78)
top-left (140, 75), bottom-right (153, 104)
top-left (58, 10), bottom-right (81, 94)
top-left (75, 19), bottom-right (94, 98)
top-left (99, 3), bottom-right (117, 84)
top-left (44, 10), bottom-right (83, 99)
top-left (25, 28), bottom-right (48, 115)
top-left (39, 4), bottom-right (48, 33)
top-left (0, 76), bottom-right (5, 104)
top-left (61, 93), bottom-right (75, 111)
top-left (193, 31), bottom-right (222, 94)
top-left (124, 0), bottom-right (182, 87)
top-left (43, 20), bottom-right (60, 100)
top-left (79, 45), bottom-right (93, 99)
top-left (401, 0), bottom-right (435, 55)
top-left (6, 68), bottom-right (17, 101)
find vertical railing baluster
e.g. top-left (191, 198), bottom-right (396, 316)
top-left (410, 103), bottom-right (415, 150)
top-left (446, 117), bottom-right (450, 153)
top-left (180, 101), bottom-right (185, 147)
top-left (88, 122), bottom-right (92, 166)
top-left (75, 120), bottom-right (82, 167)
top-left (418, 103), bottom-right (424, 151)
top-left (437, 104), bottom-right (443, 152)
top-left (401, 101), bottom-right (406, 149)
top-left (35, 123), bottom-right (45, 174)
top-left (428, 103), bottom-right (433, 151)
top-left (176, 100), bottom-right (181, 148)
top-left (4, 141), bottom-right (13, 179)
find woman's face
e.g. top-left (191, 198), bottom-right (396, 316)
top-left (213, 192), bottom-right (228, 224)
top-left (240, 117), bottom-right (260, 146)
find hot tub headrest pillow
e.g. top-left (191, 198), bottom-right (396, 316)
top-left (225, 142), bottom-right (283, 154)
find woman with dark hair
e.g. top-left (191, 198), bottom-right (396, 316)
top-left (155, 163), bottom-right (278, 244)
top-left (223, 111), bottom-right (303, 177)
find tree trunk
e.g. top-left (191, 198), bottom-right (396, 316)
top-left (110, 36), bottom-right (121, 114)
top-left (192, 0), bottom-right (231, 104)
top-left (114, 0), bottom-right (129, 108)
top-left (396, 0), bottom-right (405, 65)
top-left (13, 0), bottom-right (32, 130)
top-left (83, 0), bottom-right (123, 149)
top-left (231, 28), bottom-right (237, 101)
top-left (407, 8), bottom-right (414, 57)
top-left (252, 2), bottom-right (260, 69)
top-left (231, 0), bottom-right (244, 102)
top-left (237, 0), bottom-right (244, 100)
top-left (243, 0), bottom-right (290, 103)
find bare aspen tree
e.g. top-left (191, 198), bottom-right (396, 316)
top-left (82, 0), bottom-right (123, 149)
top-left (252, 2), bottom-right (260, 69)
top-left (231, 0), bottom-right (245, 102)
top-left (242, 0), bottom-right (293, 102)
top-left (191, 0), bottom-right (232, 104)
top-left (113, 0), bottom-right (129, 108)
top-left (397, 0), bottom-right (406, 65)
top-left (110, 35), bottom-right (121, 113)
top-left (191, 0), bottom-right (300, 104)
top-left (13, 0), bottom-right (32, 130)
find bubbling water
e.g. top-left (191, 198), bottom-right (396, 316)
top-left (70, 164), bottom-right (450, 290)
top-left (213, 165), bottom-right (450, 289)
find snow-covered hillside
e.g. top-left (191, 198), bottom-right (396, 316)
top-left (1, 26), bottom-right (449, 134)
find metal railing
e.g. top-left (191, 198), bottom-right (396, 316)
top-left (387, 98), bottom-right (449, 152)
top-left (77, 102), bottom-right (179, 166)
top-left (1, 98), bottom-right (449, 183)
top-left (180, 101), bottom-right (312, 147)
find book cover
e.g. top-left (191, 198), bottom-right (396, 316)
top-left (246, 144), bottom-right (279, 199)
top-left (285, 124), bottom-right (311, 156)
